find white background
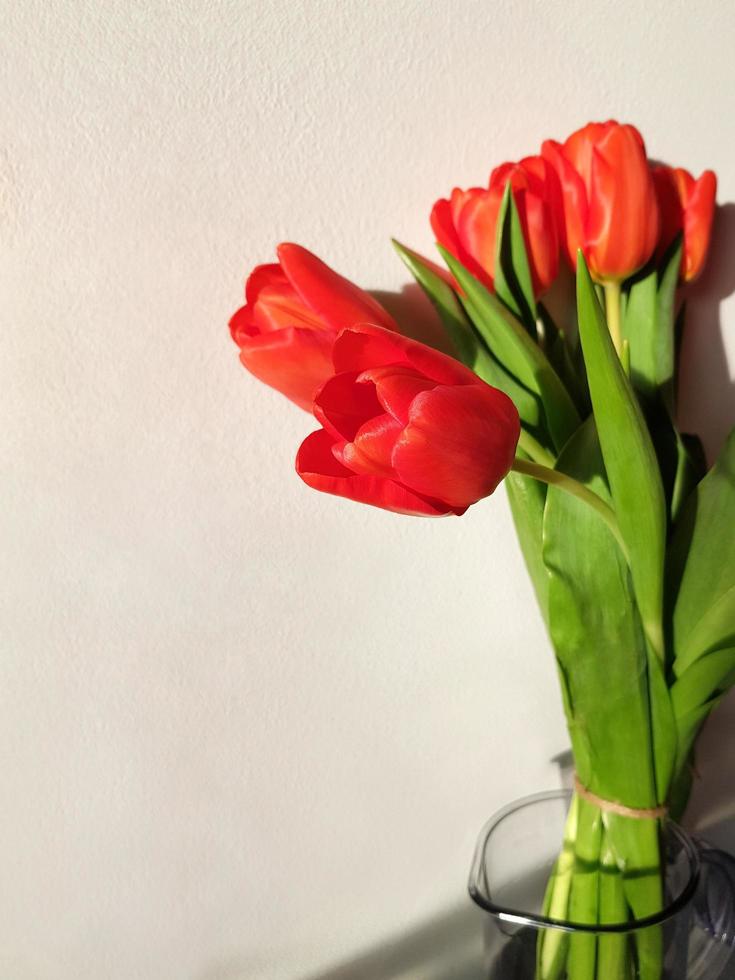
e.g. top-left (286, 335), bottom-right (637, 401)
top-left (3, 2), bottom-right (735, 978)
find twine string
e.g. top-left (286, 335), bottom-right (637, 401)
top-left (574, 774), bottom-right (668, 820)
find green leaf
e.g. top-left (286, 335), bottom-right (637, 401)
top-left (392, 239), bottom-right (544, 430)
top-left (439, 247), bottom-right (580, 452)
top-left (493, 183), bottom-right (537, 332)
top-left (391, 240), bottom-right (478, 367)
top-left (505, 465), bottom-right (548, 626)
top-left (623, 240), bottom-right (682, 404)
top-left (576, 256), bottom-right (667, 661)
top-left (671, 647), bottom-right (735, 718)
top-left (543, 418), bottom-right (663, 808)
top-left (538, 303), bottom-right (590, 416)
top-left (670, 426), bottom-right (735, 674)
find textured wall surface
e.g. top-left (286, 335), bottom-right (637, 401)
top-left (2, 2), bottom-right (735, 978)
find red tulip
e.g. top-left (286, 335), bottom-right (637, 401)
top-left (652, 165), bottom-right (717, 282)
top-left (229, 243), bottom-right (397, 411)
top-left (542, 121), bottom-right (660, 283)
top-left (296, 325), bottom-right (520, 516)
top-left (430, 156), bottom-right (561, 297)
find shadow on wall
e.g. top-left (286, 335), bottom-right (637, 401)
top-left (679, 202), bottom-right (735, 461)
top-left (301, 902), bottom-right (486, 980)
top-left (372, 283), bottom-right (455, 356)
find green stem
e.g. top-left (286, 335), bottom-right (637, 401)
top-left (604, 281), bottom-right (623, 358)
top-left (511, 457), bottom-right (629, 561)
top-left (517, 429), bottom-right (556, 467)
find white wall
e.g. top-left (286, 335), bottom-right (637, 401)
top-left (2, 2), bottom-right (735, 978)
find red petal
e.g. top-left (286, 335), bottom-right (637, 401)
top-left (362, 367), bottom-right (437, 423)
top-left (340, 412), bottom-right (403, 476)
top-left (586, 128), bottom-right (659, 280)
top-left (296, 430), bottom-right (454, 516)
top-left (244, 263), bottom-right (289, 306)
top-left (392, 384), bottom-right (520, 509)
top-left (519, 192), bottom-right (558, 295)
top-left (653, 165), bottom-right (685, 255)
top-left (313, 372), bottom-right (383, 441)
top-left (229, 304), bottom-right (258, 346)
top-left (252, 283), bottom-right (325, 332)
top-left (333, 324), bottom-right (477, 387)
top-left (541, 139), bottom-right (588, 271)
top-left (238, 326), bottom-right (336, 411)
top-left (277, 243), bottom-right (397, 332)
top-left (453, 187), bottom-right (501, 285)
top-left (683, 170), bottom-right (717, 282)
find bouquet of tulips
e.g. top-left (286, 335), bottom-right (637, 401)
top-left (229, 121), bottom-right (728, 979)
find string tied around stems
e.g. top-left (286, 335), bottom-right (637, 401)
top-left (574, 773), bottom-right (669, 820)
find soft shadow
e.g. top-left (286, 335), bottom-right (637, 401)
top-left (678, 202), bottom-right (735, 462)
top-left (685, 688), bottom-right (735, 850)
top-left (301, 902), bottom-right (486, 980)
top-left (371, 283), bottom-right (456, 356)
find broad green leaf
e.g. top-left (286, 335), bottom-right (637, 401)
top-left (671, 431), bottom-right (707, 523)
top-left (670, 426), bottom-right (735, 674)
top-left (439, 247), bottom-right (580, 452)
top-left (671, 647), bottom-right (735, 717)
top-left (543, 418), bottom-right (662, 809)
top-left (576, 256), bottom-right (667, 661)
top-left (538, 302), bottom-right (590, 416)
top-left (493, 183), bottom-right (537, 332)
top-left (642, 402), bottom-right (705, 524)
top-left (473, 351), bottom-right (545, 430)
top-left (506, 465), bottom-right (548, 626)
top-left (392, 239), bottom-right (544, 429)
top-left (623, 241), bottom-right (682, 404)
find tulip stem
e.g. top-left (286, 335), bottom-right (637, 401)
top-left (517, 429), bottom-right (556, 467)
top-left (511, 458), bottom-right (629, 560)
top-left (604, 282), bottom-right (623, 357)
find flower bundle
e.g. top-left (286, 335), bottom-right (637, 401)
top-left (230, 121), bottom-right (726, 979)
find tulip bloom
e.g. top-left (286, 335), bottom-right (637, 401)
top-left (542, 121), bottom-right (660, 283)
top-left (297, 325), bottom-right (520, 516)
top-left (430, 156), bottom-right (560, 297)
top-left (229, 243), bottom-right (397, 411)
top-left (652, 165), bottom-right (717, 282)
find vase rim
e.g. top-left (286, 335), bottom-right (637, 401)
top-left (468, 788), bottom-right (701, 935)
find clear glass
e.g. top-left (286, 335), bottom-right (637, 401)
top-left (469, 790), bottom-right (735, 979)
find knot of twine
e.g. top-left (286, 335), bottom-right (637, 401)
top-left (574, 775), bottom-right (668, 820)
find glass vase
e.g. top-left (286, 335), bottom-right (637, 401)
top-left (469, 790), bottom-right (735, 979)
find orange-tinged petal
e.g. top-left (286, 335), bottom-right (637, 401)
top-left (252, 283), bottom-right (325, 332)
top-left (392, 383), bottom-right (520, 509)
top-left (542, 139), bottom-right (588, 271)
top-left (296, 429), bottom-right (455, 516)
top-left (238, 326), bottom-right (336, 411)
top-left (244, 263), bottom-right (288, 306)
top-left (683, 170), bottom-right (717, 281)
top-left (585, 126), bottom-right (659, 281)
top-left (277, 242), bottom-right (397, 332)
top-left (564, 121), bottom-right (616, 186)
top-left (454, 188), bottom-right (501, 286)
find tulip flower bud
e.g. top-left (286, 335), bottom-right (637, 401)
top-left (297, 325), bottom-right (520, 516)
top-left (542, 121), bottom-right (660, 283)
top-left (229, 244), bottom-right (397, 411)
top-left (652, 165), bottom-right (717, 283)
top-left (430, 156), bottom-right (561, 297)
